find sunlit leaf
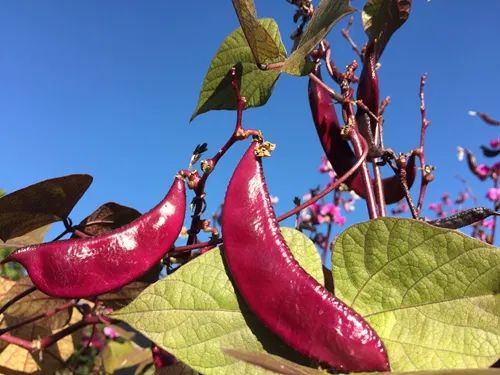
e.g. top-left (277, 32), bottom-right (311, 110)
top-left (113, 228), bottom-right (322, 374)
top-left (362, 0), bottom-right (412, 59)
top-left (191, 19), bottom-right (286, 120)
top-left (282, 0), bottom-right (354, 76)
top-left (102, 340), bottom-right (152, 373)
top-left (332, 218), bottom-right (499, 371)
top-left (0, 277), bottom-right (72, 330)
top-left (232, 0), bottom-right (284, 65)
top-left (0, 309), bottom-right (81, 374)
top-left (0, 174), bottom-right (93, 241)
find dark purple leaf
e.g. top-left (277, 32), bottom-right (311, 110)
top-left (0, 175), bottom-right (93, 242)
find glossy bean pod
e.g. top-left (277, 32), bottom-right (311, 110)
top-left (3, 177), bottom-right (186, 298)
top-left (356, 40), bottom-right (380, 140)
top-left (308, 65), bottom-right (416, 204)
top-left (221, 142), bottom-right (390, 372)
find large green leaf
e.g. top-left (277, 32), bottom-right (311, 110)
top-left (191, 19), bottom-right (285, 121)
top-left (332, 218), bottom-right (499, 371)
top-left (232, 0), bottom-right (284, 65)
top-left (362, 0), bottom-right (412, 60)
top-left (282, 0), bottom-right (354, 76)
top-left (113, 228), bottom-right (323, 374)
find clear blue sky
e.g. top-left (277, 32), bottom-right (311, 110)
top-left (1, 1), bottom-right (499, 244)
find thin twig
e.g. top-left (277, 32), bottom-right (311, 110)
top-left (0, 286), bottom-right (37, 315)
top-left (277, 136), bottom-right (369, 221)
top-left (416, 73), bottom-right (432, 215)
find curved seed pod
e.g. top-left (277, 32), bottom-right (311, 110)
top-left (221, 142), bottom-right (390, 372)
top-left (350, 153), bottom-right (417, 204)
top-left (429, 207), bottom-right (500, 229)
top-left (308, 65), bottom-right (417, 204)
top-left (3, 177), bottom-right (186, 298)
top-left (356, 40), bottom-right (379, 140)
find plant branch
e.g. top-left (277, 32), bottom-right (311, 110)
top-left (0, 286), bottom-right (37, 315)
top-left (0, 301), bottom-right (76, 336)
top-left (416, 73), bottom-right (432, 215)
top-left (277, 136), bottom-right (369, 221)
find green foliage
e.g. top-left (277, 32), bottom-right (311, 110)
top-left (282, 0), bottom-right (354, 76)
top-left (231, 0), bottom-right (285, 65)
top-left (113, 228), bottom-right (323, 374)
top-left (332, 218), bottom-right (500, 371)
top-left (362, 0), bottom-right (412, 59)
top-left (191, 19), bottom-right (286, 121)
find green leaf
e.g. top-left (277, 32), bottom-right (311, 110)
top-left (282, 0), bottom-right (354, 76)
top-left (332, 218), bottom-right (500, 371)
top-left (102, 340), bottom-right (151, 374)
top-left (113, 228), bottom-right (323, 374)
top-left (191, 18), bottom-right (286, 121)
top-left (362, 0), bottom-right (412, 60)
top-left (232, 0), bottom-right (284, 65)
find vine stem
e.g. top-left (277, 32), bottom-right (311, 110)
top-left (186, 67), bottom-right (259, 247)
top-left (491, 178), bottom-right (498, 244)
top-left (0, 300), bottom-right (76, 336)
top-left (277, 136), bottom-right (369, 221)
top-left (0, 286), bottom-right (37, 315)
top-left (0, 314), bottom-right (116, 352)
top-left (416, 73), bottom-right (432, 215)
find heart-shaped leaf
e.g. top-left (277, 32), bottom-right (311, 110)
top-left (71, 202), bottom-right (141, 237)
top-left (362, 0), bottom-right (412, 60)
top-left (191, 18), bottom-right (286, 121)
top-left (282, 0), bottom-right (354, 76)
top-left (0, 174), bottom-right (93, 242)
top-left (232, 0), bottom-right (284, 66)
top-left (332, 218), bottom-right (499, 371)
top-left (113, 228), bottom-right (323, 375)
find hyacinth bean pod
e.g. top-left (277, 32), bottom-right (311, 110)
top-left (221, 142), bottom-right (390, 372)
top-left (3, 177), bottom-right (186, 298)
top-left (308, 65), bottom-right (416, 204)
top-left (356, 40), bottom-right (380, 140)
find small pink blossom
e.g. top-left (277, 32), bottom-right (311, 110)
top-left (476, 164), bottom-right (491, 178)
top-left (319, 155), bottom-right (333, 174)
top-left (441, 193), bottom-right (451, 206)
top-left (455, 191), bottom-right (468, 204)
top-left (318, 203), bottom-right (346, 225)
top-left (486, 187), bottom-right (500, 202)
top-left (482, 219), bottom-right (495, 229)
top-left (490, 137), bottom-right (500, 149)
top-left (103, 326), bottom-right (120, 339)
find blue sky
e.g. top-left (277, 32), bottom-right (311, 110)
top-left (1, 1), bottom-right (499, 245)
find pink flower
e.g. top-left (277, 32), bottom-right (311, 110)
top-left (318, 203), bottom-right (346, 225)
top-left (319, 155), bottom-right (333, 174)
top-left (486, 187), bottom-right (500, 202)
top-left (441, 193), bottom-right (451, 206)
top-left (103, 326), bottom-right (120, 339)
top-left (490, 137), bottom-right (500, 149)
top-left (428, 202), bottom-right (441, 212)
top-left (482, 219), bottom-right (495, 229)
top-left (476, 164), bottom-right (491, 178)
